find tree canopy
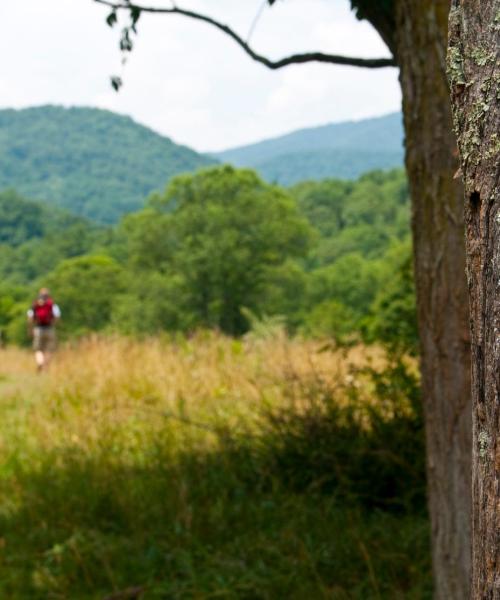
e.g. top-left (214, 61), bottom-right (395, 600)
top-left (0, 166), bottom-right (414, 345)
top-left (119, 166), bottom-right (313, 335)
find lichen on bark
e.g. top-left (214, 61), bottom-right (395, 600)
top-left (448, 0), bottom-right (500, 597)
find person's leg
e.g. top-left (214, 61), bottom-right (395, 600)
top-left (33, 327), bottom-right (54, 372)
top-left (35, 350), bottom-right (45, 371)
top-left (44, 328), bottom-right (56, 369)
top-left (32, 327), bottom-right (44, 372)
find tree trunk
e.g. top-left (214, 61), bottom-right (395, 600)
top-left (393, 2), bottom-right (472, 597)
top-left (448, 2), bottom-right (499, 597)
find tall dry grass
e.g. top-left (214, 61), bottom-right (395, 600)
top-left (0, 333), bottom-right (384, 456)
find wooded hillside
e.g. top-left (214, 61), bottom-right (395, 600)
top-left (214, 113), bottom-right (404, 184)
top-left (0, 106), bottom-right (217, 223)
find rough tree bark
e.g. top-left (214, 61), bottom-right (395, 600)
top-left (356, 2), bottom-right (472, 596)
top-left (448, 1), bottom-right (500, 597)
top-left (394, 3), bottom-right (472, 597)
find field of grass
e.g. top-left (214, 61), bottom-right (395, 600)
top-left (0, 334), bottom-right (431, 599)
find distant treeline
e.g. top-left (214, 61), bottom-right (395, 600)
top-left (214, 112), bottom-right (404, 185)
top-left (0, 166), bottom-right (417, 353)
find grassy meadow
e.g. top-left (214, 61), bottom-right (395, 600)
top-left (0, 334), bottom-right (431, 599)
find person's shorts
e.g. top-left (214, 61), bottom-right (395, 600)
top-left (33, 326), bottom-right (57, 352)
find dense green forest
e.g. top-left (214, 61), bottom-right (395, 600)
top-left (214, 112), bottom-right (404, 184)
top-left (0, 108), bottom-right (404, 224)
top-left (0, 106), bottom-right (216, 223)
top-left (247, 148), bottom-right (404, 186)
top-left (0, 166), bottom-right (416, 352)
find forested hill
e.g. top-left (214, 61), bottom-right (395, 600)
top-left (0, 106), bottom-right (217, 223)
top-left (213, 113), bottom-right (404, 184)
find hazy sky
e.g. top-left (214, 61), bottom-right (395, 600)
top-left (0, 0), bottom-right (401, 152)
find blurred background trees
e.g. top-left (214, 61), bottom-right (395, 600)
top-left (0, 166), bottom-right (415, 346)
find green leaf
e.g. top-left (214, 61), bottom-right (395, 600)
top-left (106, 10), bottom-right (117, 27)
top-left (130, 6), bottom-right (141, 27)
top-left (110, 76), bottom-right (123, 92)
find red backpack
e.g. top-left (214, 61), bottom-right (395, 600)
top-left (33, 298), bottom-right (55, 326)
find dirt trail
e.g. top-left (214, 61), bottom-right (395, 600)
top-left (0, 350), bottom-right (48, 412)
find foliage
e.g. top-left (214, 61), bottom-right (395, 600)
top-left (292, 169), bottom-right (409, 264)
top-left (363, 240), bottom-right (419, 356)
top-left (0, 189), bottom-right (103, 285)
top-left (0, 167), bottom-right (416, 347)
top-left (0, 189), bottom-right (45, 246)
top-left (111, 271), bottom-right (193, 335)
top-left (258, 355), bottom-right (425, 512)
top-left (44, 255), bottom-right (126, 336)
top-left (0, 106), bottom-right (216, 223)
top-left (307, 253), bottom-right (383, 316)
top-left (0, 282), bottom-right (30, 345)
top-left (257, 260), bottom-right (309, 328)
top-left (287, 170), bottom-right (416, 345)
top-left (303, 299), bottom-right (358, 343)
top-left (118, 166), bottom-right (313, 335)
top-left (0, 189), bottom-right (109, 343)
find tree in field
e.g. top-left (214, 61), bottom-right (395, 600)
top-left (448, 3), bottom-right (499, 597)
top-left (93, 1), bottom-right (471, 595)
top-left (45, 254), bottom-right (125, 335)
top-left (120, 166), bottom-right (312, 335)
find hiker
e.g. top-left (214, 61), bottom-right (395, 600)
top-left (27, 288), bottom-right (61, 372)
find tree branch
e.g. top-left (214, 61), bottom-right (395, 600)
top-left (94, 0), bottom-right (397, 69)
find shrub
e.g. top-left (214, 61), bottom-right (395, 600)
top-left (255, 356), bottom-right (425, 512)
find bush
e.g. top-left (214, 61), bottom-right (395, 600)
top-left (255, 356), bottom-right (425, 512)
top-left (302, 299), bottom-right (358, 343)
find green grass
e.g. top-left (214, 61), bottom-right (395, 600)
top-left (0, 445), bottom-right (431, 599)
top-left (0, 339), bottom-right (432, 599)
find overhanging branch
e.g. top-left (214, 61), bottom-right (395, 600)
top-left (94, 0), bottom-right (397, 69)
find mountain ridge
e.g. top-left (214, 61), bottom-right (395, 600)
top-left (0, 106), bottom-right (404, 222)
top-left (0, 105), bottom-right (217, 223)
top-left (213, 112), bottom-right (404, 184)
